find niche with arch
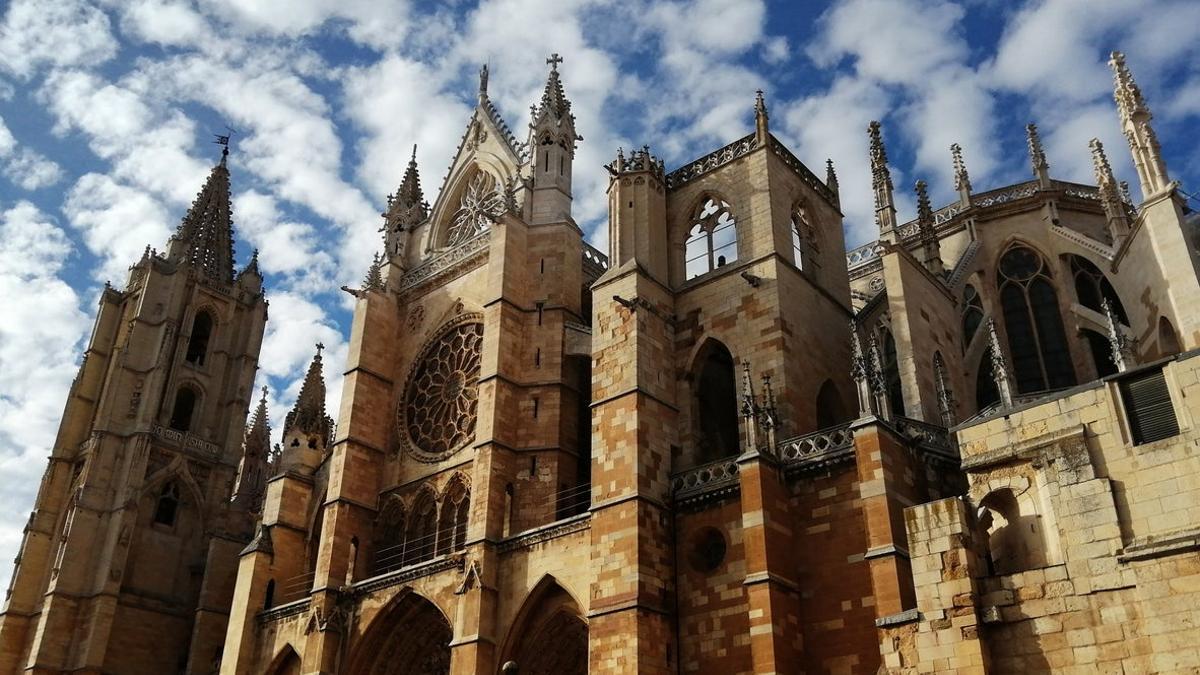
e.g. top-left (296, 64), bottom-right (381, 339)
top-left (184, 310), bottom-right (214, 366)
top-left (690, 339), bottom-right (740, 465)
top-left (168, 386), bottom-right (199, 432)
top-left (815, 379), bottom-right (848, 429)
top-left (977, 486), bottom-right (1052, 575)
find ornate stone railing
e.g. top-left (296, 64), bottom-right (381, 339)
top-left (666, 133), bottom-right (758, 188)
top-left (497, 512), bottom-right (591, 553)
top-left (846, 242), bottom-right (883, 270)
top-left (777, 424), bottom-right (854, 469)
top-left (151, 423), bottom-right (220, 457)
top-left (399, 233), bottom-right (489, 295)
top-left (892, 416), bottom-right (955, 456)
top-left (971, 181), bottom-right (1040, 209)
top-left (353, 554), bottom-right (465, 596)
top-left (669, 457), bottom-right (740, 507)
top-left (766, 138), bottom-right (840, 206)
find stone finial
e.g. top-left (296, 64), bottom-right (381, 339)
top-left (1103, 297), bottom-right (1135, 372)
top-left (951, 143), bottom-right (972, 196)
top-left (362, 252), bottom-right (384, 291)
top-left (1109, 51), bottom-right (1169, 199)
top-left (868, 121), bottom-right (897, 240)
top-left (1109, 51), bottom-right (1147, 122)
top-left (1026, 123), bottom-right (1050, 184)
top-left (825, 158), bottom-right (839, 195)
top-left (754, 89), bottom-right (769, 143)
top-left (760, 372), bottom-right (778, 450)
top-left (986, 319), bottom-right (1014, 409)
top-left (739, 360), bottom-right (759, 452)
top-left (478, 63), bottom-right (489, 100)
top-left (915, 180), bottom-right (943, 276)
top-left (933, 352), bottom-right (956, 427)
top-left (1090, 138), bottom-right (1130, 242)
top-left (850, 321), bottom-right (874, 417)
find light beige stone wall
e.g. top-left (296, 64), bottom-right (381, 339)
top-left (883, 351), bottom-right (1200, 673)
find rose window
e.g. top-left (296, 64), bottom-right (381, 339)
top-left (400, 317), bottom-right (484, 461)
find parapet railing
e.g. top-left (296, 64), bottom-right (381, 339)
top-left (891, 416), bottom-right (956, 456)
top-left (777, 423), bottom-right (855, 470)
top-left (670, 457), bottom-right (740, 505)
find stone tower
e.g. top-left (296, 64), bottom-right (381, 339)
top-left (0, 149), bottom-right (268, 675)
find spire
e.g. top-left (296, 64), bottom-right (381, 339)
top-left (1090, 138), bottom-right (1131, 243)
top-left (283, 344), bottom-right (332, 444)
top-left (986, 319), bottom-right (1014, 409)
top-left (232, 387), bottom-right (271, 510)
top-left (951, 143), bottom-right (972, 203)
top-left (1103, 297), bottom-right (1135, 372)
top-left (849, 321), bottom-right (874, 418)
top-left (754, 89), bottom-right (769, 143)
top-left (171, 148), bottom-right (236, 284)
top-left (1026, 123), bottom-right (1050, 186)
top-left (382, 145), bottom-right (428, 257)
top-left (362, 252), bottom-right (384, 291)
top-left (1109, 51), bottom-right (1169, 198)
top-left (915, 179), bottom-right (943, 275)
top-left (531, 53), bottom-right (576, 134)
top-left (868, 121), bottom-right (898, 243)
top-left (825, 158), bottom-right (840, 202)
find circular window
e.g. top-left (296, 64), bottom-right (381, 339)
top-left (398, 315), bottom-right (484, 462)
top-left (688, 527), bottom-right (727, 573)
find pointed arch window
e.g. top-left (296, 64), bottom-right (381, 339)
top-left (169, 387), bottom-right (198, 432)
top-left (1068, 255), bottom-right (1127, 324)
top-left (790, 205), bottom-right (816, 271)
top-left (154, 481), bottom-right (180, 527)
top-left (693, 340), bottom-right (739, 464)
top-left (880, 328), bottom-right (905, 417)
top-left (185, 311), bottom-right (213, 365)
top-left (406, 492), bottom-right (438, 565)
top-left (962, 284), bottom-right (984, 351)
top-left (997, 245), bottom-right (1075, 392)
top-left (976, 350), bottom-right (999, 410)
top-left (438, 479), bottom-right (470, 555)
top-left (684, 197), bottom-right (738, 280)
top-left (445, 172), bottom-right (504, 248)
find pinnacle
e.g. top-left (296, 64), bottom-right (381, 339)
top-left (532, 53), bottom-right (575, 128)
top-left (243, 387), bottom-right (271, 458)
top-left (175, 150), bottom-right (236, 284)
top-left (284, 344), bottom-right (331, 442)
top-left (915, 180), bottom-right (933, 223)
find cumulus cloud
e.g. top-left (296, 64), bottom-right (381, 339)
top-left (63, 173), bottom-right (171, 282)
top-left (0, 201), bottom-right (90, 592)
top-left (0, 0), bottom-right (119, 79)
top-left (234, 189), bottom-right (338, 293)
top-left (0, 116), bottom-right (64, 190)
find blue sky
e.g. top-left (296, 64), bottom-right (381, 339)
top-left (0, 0), bottom-right (1198, 591)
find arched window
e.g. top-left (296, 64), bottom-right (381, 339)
top-left (406, 491), bottom-right (438, 565)
top-left (684, 197), bottom-right (738, 280)
top-left (962, 284), bottom-right (984, 351)
top-left (693, 340), bottom-right (739, 463)
top-left (1068, 255), bottom-right (1127, 324)
top-left (375, 498), bottom-right (406, 574)
top-left (264, 579), bottom-right (276, 610)
top-left (445, 171), bottom-right (503, 248)
top-left (975, 350), bottom-right (999, 411)
top-left (1158, 316), bottom-right (1181, 357)
top-left (153, 481), bottom-right (180, 527)
top-left (438, 478), bottom-right (470, 555)
top-left (169, 387), bottom-right (197, 432)
top-left (815, 380), bottom-right (847, 429)
top-left (880, 328), bottom-right (905, 417)
top-left (185, 311), bottom-right (213, 365)
top-left (997, 245), bottom-right (1075, 392)
top-left (790, 204), bottom-right (816, 271)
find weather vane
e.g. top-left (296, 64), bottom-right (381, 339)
top-left (213, 126), bottom-right (237, 158)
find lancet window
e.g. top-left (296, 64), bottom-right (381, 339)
top-left (997, 245), bottom-right (1075, 392)
top-left (1068, 255), bottom-right (1127, 324)
top-left (185, 311), bottom-right (213, 365)
top-left (791, 205), bottom-right (816, 271)
top-left (169, 387), bottom-right (198, 432)
top-left (406, 491), bottom-right (438, 566)
top-left (437, 478), bottom-right (470, 555)
top-left (684, 197), bottom-right (738, 280)
top-left (154, 481), bottom-right (180, 527)
top-left (962, 284), bottom-right (984, 350)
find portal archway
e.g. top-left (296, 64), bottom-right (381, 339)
top-left (500, 576), bottom-right (588, 675)
top-left (346, 591), bottom-right (452, 675)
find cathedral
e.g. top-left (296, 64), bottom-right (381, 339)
top-left (1, 50), bottom-right (1199, 675)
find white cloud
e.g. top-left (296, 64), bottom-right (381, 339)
top-left (199, 0), bottom-right (413, 51)
top-left (3, 148), bottom-right (64, 190)
top-left (0, 0), bottom-right (119, 79)
top-left (0, 201), bottom-right (90, 593)
top-left (233, 189), bottom-right (338, 293)
top-left (63, 173), bottom-right (171, 282)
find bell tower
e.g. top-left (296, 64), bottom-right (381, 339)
top-left (0, 147), bottom-right (268, 675)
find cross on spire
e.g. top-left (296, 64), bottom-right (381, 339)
top-left (546, 53), bottom-right (563, 70)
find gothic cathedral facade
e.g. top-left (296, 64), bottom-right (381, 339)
top-left (4, 52), bottom-right (1200, 675)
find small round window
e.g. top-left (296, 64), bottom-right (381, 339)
top-left (688, 527), bottom-right (727, 573)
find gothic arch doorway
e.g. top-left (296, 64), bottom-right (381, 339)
top-left (346, 591), bottom-right (452, 675)
top-left (265, 646), bottom-right (301, 675)
top-left (500, 576), bottom-right (588, 675)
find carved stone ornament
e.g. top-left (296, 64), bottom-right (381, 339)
top-left (445, 172), bottom-right (504, 248)
top-left (398, 314), bottom-right (484, 462)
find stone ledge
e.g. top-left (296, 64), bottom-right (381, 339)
top-left (497, 513), bottom-right (590, 553)
top-left (876, 608), bottom-right (920, 627)
top-left (1119, 526), bottom-right (1200, 563)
